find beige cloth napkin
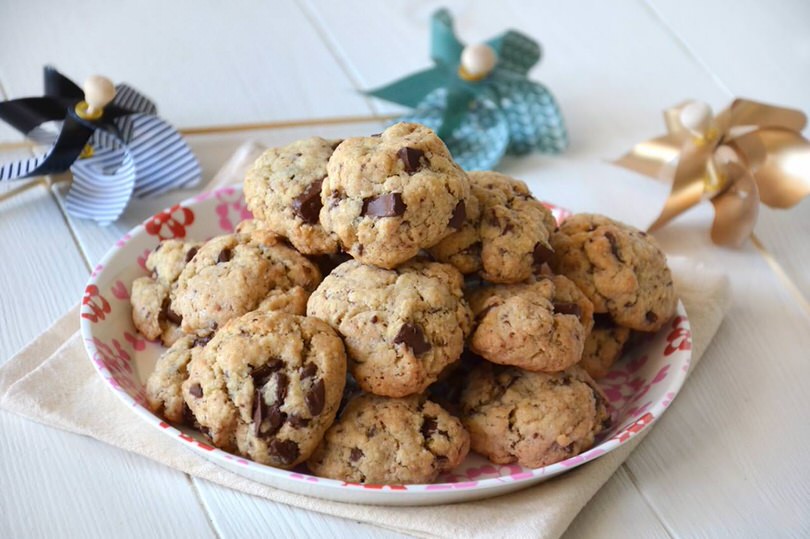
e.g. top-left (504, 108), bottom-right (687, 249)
top-left (0, 143), bottom-right (731, 538)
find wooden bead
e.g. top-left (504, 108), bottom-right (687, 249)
top-left (679, 101), bottom-right (712, 135)
top-left (460, 44), bottom-right (497, 79)
top-left (83, 75), bottom-right (116, 115)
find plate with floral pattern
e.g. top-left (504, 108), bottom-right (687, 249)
top-left (80, 185), bottom-right (692, 506)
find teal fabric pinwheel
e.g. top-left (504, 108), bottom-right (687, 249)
top-left (367, 9), bottom-right (568, 170)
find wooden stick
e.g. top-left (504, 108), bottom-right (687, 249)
top-left (177, 114), bottom-right (394, 136)
top-left (0, 113), bottom-right (394, 151)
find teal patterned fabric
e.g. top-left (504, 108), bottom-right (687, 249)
top-left (367, 9), bottom-right (567, 170)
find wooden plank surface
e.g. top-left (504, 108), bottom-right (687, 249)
top-left (194, 478), bottom-right (409, 539)
top-left (303, 0), bottom-right (810, 536)
top-left (0, 186), bottom-right (88, 358)
top-left (0, 186), bottom-right (216, 539)
top-left (562, 467), bottom-right (671, 539)
top-left (0, 0), bottom-right (371, 128)
top-left (0, 0), bottom-right (808, 537)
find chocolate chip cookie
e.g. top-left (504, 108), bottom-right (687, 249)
top-left (429, 171), bottom-right (557, 283)
top-left (131, 239), bottom-right (201, 345)
top-left (320, 122), bottom-right (470, 269)
top-left (307, 394), bottom-right (469, 484)
top-left (459, 364), bottom-right (610, 468)
top-left (580, 314), bottom-right (631, 379)
top-left (306, 259), bottom-right (472, 397)
top-left (182, 311), bottom-right (347, 468)
top-left (549, 214), bottom-right (676, 332)
top-left (244, 137), bottom-right (340, 255)
top-left (468, 275), bottom-right (594, 372)
top-left (172, 229), bottom-right (321, 337)
top-left (145, 335), bottom-right (208, 423)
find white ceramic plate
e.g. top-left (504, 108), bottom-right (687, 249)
top-left (80, 185), bottom-right (693, 506)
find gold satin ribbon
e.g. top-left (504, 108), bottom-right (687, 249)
top-left (614, 99), bottom-right (810, 246)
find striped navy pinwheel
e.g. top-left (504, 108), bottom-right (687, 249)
top-left (367, 9), bottom-right (568, 170)
top-left (0, 66), bottom-right (200, 224)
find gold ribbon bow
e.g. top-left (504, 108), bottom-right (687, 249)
top-left (614, 99), bottom-right (810, 246)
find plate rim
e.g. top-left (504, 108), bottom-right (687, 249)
top-left (79, 185), bottom-right (693, 500)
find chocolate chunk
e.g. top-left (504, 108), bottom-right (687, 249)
top-left (397, 147), bottom-right (425, 174)
top-left (350, 447), bottom-right (364, 462)
top-left (253, 395), bottom-right (285, 437)
top-left (252, 359), bottom-right (284, 384)
top-left (533, 243), bottom-right (554, 266)
top-left (189, 383), bottom-right (203, 398)
top-left (154, 243), bottom-right (163, 252)
top-left (160, 298), bottom-right (183, 325)
top-left (252, 389), bottom-right (265, 436)
top-left (370, 133), bottom-right (381, 138)
top-left (274, 372), bottom-right (289, 403)
top-left (362, 193), bottom-right (405, 217)
top-left (288, 415), bottom-right (310, 428)
top-left (193, 335), bottom-right (212, 348)
top-left (165, 307), bottom-right (182, 326)
top-left (292, 179), bottom-right (324, 224)
top-left (645, 311), bottom-right (658, 324)
top-left (185, 247), bottom-right (198, 263)
top-left (268, 439), bottom-right (300, 464)
top-left (448, 201), bottom-right (466, 229)
top-left (305, 379), bottom-right (325, 415)
top-left (593, 313), bottom-right (615, 329)
top-left (366, 426), bottom-right (378, 438)
top-left (266, 405), bottom-right (286, 435)
top-left (393, 323), bottom-right (431, 356)
top-left (421, 416), bottom-right (437, 439)
top-left (604, 231), bottom-right (622, 261)
top-left (554, 302), bottom-right (582, 318)
top-left (217, 248), bottom-right (233, 263)
top-left (300, 362), bottom-right (318, 380)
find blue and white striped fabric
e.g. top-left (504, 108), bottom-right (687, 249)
top-left (0, 83), bottom-right (200, 225)
top-left (0, 153), bottom-right (48, 181)
top-left (67, 112), bottom-right (200, 224)
top-left (67, 145), bottom-right (136, 224)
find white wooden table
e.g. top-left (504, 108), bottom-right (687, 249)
top-left (1, 1), bottom-right (809, 537)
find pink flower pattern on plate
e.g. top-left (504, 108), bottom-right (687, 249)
top-left (214, 188), bottom-right (252, 232)
top-left (136, 248), bottom-right (152, 271)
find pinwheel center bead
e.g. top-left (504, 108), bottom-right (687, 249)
top-left (75, 75), bottom-right (116, 120)
top-left (679, 101), bottom-right (714, 141)
top-left (704, 145), bottom-right (736, 194)
top-left (459, 44), bottom-right (497, 81)
top-left (79, 144), bottom-right (95, 159)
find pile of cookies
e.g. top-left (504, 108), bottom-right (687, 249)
top-left (135, 122), bottom-right (677, 485)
